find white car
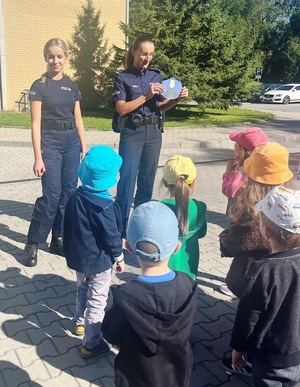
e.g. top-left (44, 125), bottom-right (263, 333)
top-left (263, 84), bottom-right (300, 104)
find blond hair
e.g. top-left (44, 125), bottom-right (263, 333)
top-left (162, 178), bottom-right (195, 237)
top-left (40, 38), bottom-right (68, 83)
top-left (235, 144), bottom-right (252, 168)
top-left (232, 178), bottom-right (294, 220)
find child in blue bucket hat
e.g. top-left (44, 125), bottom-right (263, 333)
top-left (63, 145), bottom-right (125, 359)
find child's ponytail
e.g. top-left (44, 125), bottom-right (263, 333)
top-left (174, 176), bottom-right (191, 236)
top-left (162, 155), bottom-right (196, 236)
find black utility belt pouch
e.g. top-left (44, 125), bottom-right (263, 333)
top-left (41, 119), bottom-right (76, 130)
top-left (130, 114), bottom-right (159, 129)
top-left (112, 112), bottom-right (128, 133)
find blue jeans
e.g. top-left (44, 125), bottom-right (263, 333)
top-left (27, 128), bottom-right (80, 243)
top-left (116, 124), bottom-right (162, 234)
top-left (75, 270), bottom-right (111, 350)
top-left (253, 359), bottom-right (300, 386)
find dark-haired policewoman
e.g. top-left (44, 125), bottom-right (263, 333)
top-left (113, 34), bottom-right (188, 236)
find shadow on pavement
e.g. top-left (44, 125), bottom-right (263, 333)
top-left (0, 199), bottom-right (33, 222)
top-left (0, 267), bottom-right (114, 386)
top-left (207, 210), bottom-right (230, 228)
top-left (0, 361), bottom-right (43, 387)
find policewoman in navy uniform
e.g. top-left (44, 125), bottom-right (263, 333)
top-left (113, 34), bottom-right (188, 236)
top-left (24, 38), bottom-right (87, 267)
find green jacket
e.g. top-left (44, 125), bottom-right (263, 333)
top-left (162, 198), bottom-right (207, 279)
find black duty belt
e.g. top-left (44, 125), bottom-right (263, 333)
top-left (130, 114), bottom-right (158, 126)
top-left (41, 119), bottom-right (76, 130)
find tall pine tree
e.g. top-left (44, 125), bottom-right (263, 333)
top-left (68, 0), bottom-right (110, 110)
top-left (120, 0), bottom-right (256, 108)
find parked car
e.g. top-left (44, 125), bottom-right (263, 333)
top-left (251, 83), bottom-right (281, 102)
top-left (263, 84), bottom-right (300, 104)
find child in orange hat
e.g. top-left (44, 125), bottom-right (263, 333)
top-left (220, 142), bottom-right (293, 297)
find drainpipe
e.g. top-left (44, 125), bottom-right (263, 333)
top-left (125, 0), bottom-right (129, 46)
top-left (0, 0), bottom-right (7, 111)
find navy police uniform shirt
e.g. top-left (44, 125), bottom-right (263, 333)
top-left (29, 76), bottom-right (82, 122)
top-left (112, 66), bottom-right (165, 117)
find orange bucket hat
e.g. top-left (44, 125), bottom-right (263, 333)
top-left (244, 142), bottom-right (293, 184)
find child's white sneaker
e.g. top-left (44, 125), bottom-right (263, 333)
top-left (220, 283), bottom-right (234, 297)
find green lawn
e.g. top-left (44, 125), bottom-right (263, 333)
top-left (0, 105), bottom-right (273, 130)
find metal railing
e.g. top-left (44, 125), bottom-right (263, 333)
top-left (15, 89), bottom-right (30, 112)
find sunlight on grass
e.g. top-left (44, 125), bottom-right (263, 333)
top-left (164, 106), bottom-right (273, 127)
top-left (0, 106), bottom-right (273, 130)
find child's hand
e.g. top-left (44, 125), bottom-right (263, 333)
top-left (115, 260), bottom-right (125, 273)
top-left (232, 349), bottom-right (247, 369)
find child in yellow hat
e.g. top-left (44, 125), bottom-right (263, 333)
top-left (161, 155), bottom-right (207, 279)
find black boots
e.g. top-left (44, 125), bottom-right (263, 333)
top-left (24, 237), bottom-right (64, 267)
top-left (49, 236), bottom-right (64, 257)
top-left (24, 243), bottom-right (38, 267)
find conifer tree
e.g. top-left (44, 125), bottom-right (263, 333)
top-left (68, 0), bottom-right (110, 110)
top-left (121, 0), bottom-right (255, 108)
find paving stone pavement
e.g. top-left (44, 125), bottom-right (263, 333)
top-left (1, 113), bottom-right (300, 386)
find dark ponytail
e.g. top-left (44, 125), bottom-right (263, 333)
top-left (125, 34), bottom-right (154, 69)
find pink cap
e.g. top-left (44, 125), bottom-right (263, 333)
top-left (229, 127), bottom-right (269, 151)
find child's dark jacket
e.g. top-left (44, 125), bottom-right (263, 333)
top-left (63, 187), bottom-right (122, 273)
top-left (102, 271), bottom-right (196, 387)
top-left (219, 213), bottom-right (271, 297)
top-left (231, 247), bottom-right (300, 368)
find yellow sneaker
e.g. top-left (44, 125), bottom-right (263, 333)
top-left (74, 325), bottom-right (85, 336)
top-left (81, 340), bottom-right (110, 359)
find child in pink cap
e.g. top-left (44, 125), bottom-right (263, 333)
top-left (222, 127), bottom-right (269, 217)
top-left (221, 127), bottom-right (268, 296)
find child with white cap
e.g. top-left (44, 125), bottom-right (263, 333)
top-left (161, 154), bottom-right (207, 279)
top-left (63, 145), bottom-right (125, 359)
top-left (102, 201), bottom-right (197, 387)
top-left (230, 186), bottom-right (300, 386)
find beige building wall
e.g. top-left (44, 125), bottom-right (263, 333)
top-left (1, 0), bottom-right (126, 111)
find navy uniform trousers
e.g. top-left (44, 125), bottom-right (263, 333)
top-left (116, 123), bottom-right (162, 235)
top-left (27, 128), bottom-right (81, 244)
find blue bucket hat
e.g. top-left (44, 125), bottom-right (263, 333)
top-left (127, 201), bottom-right (179, 261)
top-left (78, 146), bottom-right (122, 191)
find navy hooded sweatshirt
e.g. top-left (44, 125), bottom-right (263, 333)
top-left (102, 271), bottom-right (196, 387)
top-left (63, 187), bottom-right (123, 273)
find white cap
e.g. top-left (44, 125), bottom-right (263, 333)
top-left (255, 186), bottom-right (300, 234)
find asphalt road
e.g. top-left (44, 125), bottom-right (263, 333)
top-left (243, 101), bottom-right (300, 119)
